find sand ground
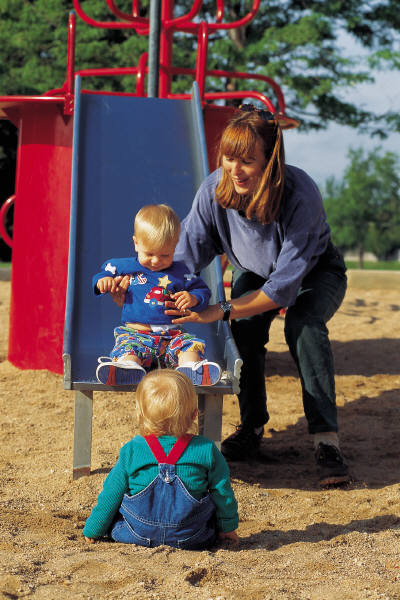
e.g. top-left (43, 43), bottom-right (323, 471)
top-left (0, 278), bottom-right (399, 599)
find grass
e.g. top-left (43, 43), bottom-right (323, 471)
top-left (345, 260), bottom-right (400, 270)
top-left (225, 261), bottom-right (400, 272)
top-left (1, 261), bottom-right (400, 270)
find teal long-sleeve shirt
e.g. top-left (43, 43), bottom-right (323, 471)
top-left (83, 435), bottom-right (239, 538)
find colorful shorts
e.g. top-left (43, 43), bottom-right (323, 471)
top-left (110, 326), bottom-right (206, 368)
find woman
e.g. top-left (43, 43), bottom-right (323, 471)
top-left (166, 104), bottom-right (350, 487)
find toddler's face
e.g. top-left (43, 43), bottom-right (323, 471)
top-left (133, 236), bottom-right (176, 271)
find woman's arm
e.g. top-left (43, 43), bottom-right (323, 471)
top-left (164, 288), bottom-right (280, 324)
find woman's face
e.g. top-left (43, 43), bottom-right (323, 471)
top-left (221, 139), bottom-right (266, 195)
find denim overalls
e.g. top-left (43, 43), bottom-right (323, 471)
top-left (110, 434), bottom-right (217, 550)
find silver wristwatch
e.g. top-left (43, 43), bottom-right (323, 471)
top-left (219, 300), bottom-right (232, 321)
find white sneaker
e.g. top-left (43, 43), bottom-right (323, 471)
top-left (176, 360), bottom-right (221, 386)
top-left (96, 358), bottom-right (146, 386)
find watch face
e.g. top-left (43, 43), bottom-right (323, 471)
top-left (220, 301), bottom-right (232, 320)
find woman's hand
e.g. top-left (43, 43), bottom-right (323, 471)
top-left (164, 302), bottom-right (222, 324)
top-left (96, 276), bottom-right (115, 294)
top-left (165, 289), bottom-right (279, 323)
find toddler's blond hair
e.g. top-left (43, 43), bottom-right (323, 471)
top-left (134, 204), bottom-right (181, 248)
top-left (136, 369), bottom-right (197, 437)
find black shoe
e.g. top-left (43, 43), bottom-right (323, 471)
top-left (315, 442), bottom-right (351, 487)
top-left (221, 425), bottom-right (264, 461)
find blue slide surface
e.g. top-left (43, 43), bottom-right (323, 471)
top-left (63, 80), bottom-right (241, 393)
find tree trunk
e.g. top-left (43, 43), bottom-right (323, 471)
top-left (358, 247), bottom-right (364, 269)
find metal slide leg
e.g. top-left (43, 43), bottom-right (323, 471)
top-left (197, 393), bottom-right (223, 450)
top-left (73, 390), bottom-right (93, 479)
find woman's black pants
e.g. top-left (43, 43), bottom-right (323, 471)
top-left (230, 244), bottom-right (347, 434)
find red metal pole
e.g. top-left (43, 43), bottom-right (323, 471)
top-left (73, 0), bottom-right (148, 30)
top-left (105, 0), bottom-right (149, 32)
top-left (66, 12), bottom-right (76, 96)
top-left (131, 1), bottom-right (140, 17)
top-left (208, 0), bottom-right (260, 30)
top-left (136, 52), bottom-right (148, 96)
top-left (195, 21), bottom-right (208, 102)
top-left (216, 0), bottom-right (224, 22)
top-left (106, 0), bottom-right (138, 21)
top-left (165, 0), bottom-right (202, 29)
top-left (159, 0), bottom-right (174, 97)
top-left (0, 195), bottom-right (14, 248)
top-left (64, 11), bottom-right (76, 115)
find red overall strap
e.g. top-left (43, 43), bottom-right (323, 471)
top-left (145, 434), bottom-right (193, 465)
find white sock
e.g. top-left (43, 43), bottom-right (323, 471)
top-left (116, 360), bottom-right (145, 370)
top-left (177, 360), bottom-right (214, 369)
top-left (314, 432), bottom-right (340, 449)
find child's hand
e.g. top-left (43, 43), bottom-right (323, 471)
top-left (84, 536), bottom-right (97, 544)
top-left (97, 275), bottom-right (130, 306)
top-left (97, 275), bottom-right (131, 295)
top-left (109, 275), bottom-right (130, 307)
top-left (218, 530), bottom-right (239, 547)
top-left (113, 274), bottom-right (131, 292)
top-left (171, 291), bottom-right (198, 311)
top-left (96, 276), bottom-right (115, 294)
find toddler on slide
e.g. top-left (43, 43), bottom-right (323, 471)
top-left (92, 204), bottom-right (221, 386)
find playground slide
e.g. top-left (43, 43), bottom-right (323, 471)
top-left (63, 79), bottom-right (241, 394)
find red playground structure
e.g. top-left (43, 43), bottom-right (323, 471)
top-left (0, 0), bottom-right (298, 376)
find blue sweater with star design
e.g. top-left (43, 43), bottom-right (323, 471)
top-left (175, 166), bottom-right (332, 308)
top-left (92, 258), bottom-right (211, 325)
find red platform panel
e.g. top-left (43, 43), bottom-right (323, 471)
top-left (203, 104), bottom-right (236, 171)
top-left (6, 102), bottom-right (73, 374)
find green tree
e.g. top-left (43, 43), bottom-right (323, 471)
top-left (176, 0), bottom-right (400, 135)
top-left (365, 152), bottom-right (400, 260)
top-left (0, 0), bottom-right (150, 94)
top-left (323, 147), bottom-right (400, 267)
top-left (0, 1), bottom-right (399, 133)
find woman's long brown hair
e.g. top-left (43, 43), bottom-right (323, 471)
top-left (215, 111), bottom-right (285, 224)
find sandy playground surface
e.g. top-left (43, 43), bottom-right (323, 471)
top-left (0, 276), bottom-right (399, 599)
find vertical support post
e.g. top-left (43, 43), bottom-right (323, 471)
top-left (66, 11), bottom-right (76, 97)
top-left (147, 0), bottom-right (162, 97)
top-left (195, 21), bottom-right (208, 101)
top-left (159, 0), bottom-right (174, 97)
top-left (73, 390), bottom-right (93, 479)
top-left (197, 393), bottom-right (223, 450)
top-left (64, 11), bottom-right (76, 115)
